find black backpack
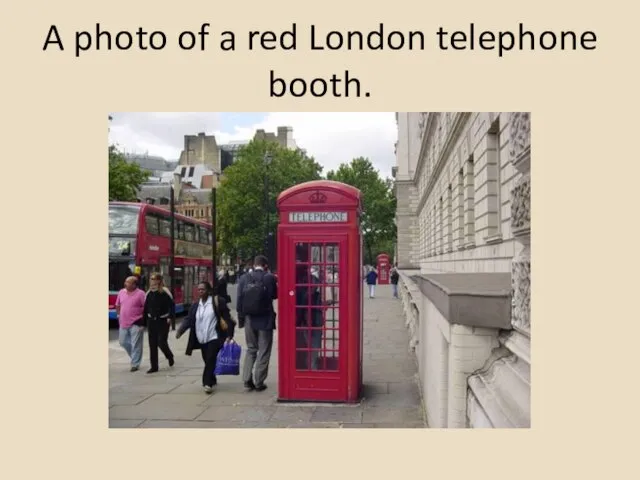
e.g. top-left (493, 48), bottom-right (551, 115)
top-left (241, 272), bottom-right (271, 316)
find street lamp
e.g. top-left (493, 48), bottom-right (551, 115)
top-left (211, 170), bottom-right (220, 290)
top-left (263, 152), bottom-right (273, 258)
top-left (169, 183), bottom-right (176, 330)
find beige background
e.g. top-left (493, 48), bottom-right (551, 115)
top-left (2, 0), bottom-right (639, 477)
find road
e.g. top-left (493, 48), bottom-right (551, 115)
top-left (109, 282), bottom-right (426, 428)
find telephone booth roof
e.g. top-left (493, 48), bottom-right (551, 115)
top-left (377, 253), bottom-right (390, 259)
top-left (277, 180), bottom-right (362, 210)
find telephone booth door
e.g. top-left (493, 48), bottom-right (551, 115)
top-left (282, 235), bottom-right (349, 402)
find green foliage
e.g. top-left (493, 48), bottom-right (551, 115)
top-left (326, 157), bottom-right (396, 264)
top-left (216, 139), bottom-right (323, 260)
top-left (108, 145), bottom-right (150, 201)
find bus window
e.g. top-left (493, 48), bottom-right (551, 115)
top-left (159, 217), bottom-right (171, 237)
top-left (109, 204), bottom-right (140, 235)
top-left (208, 231), bottom-right (213, 245)
top-left (185, 223), bottom-right (195, 242)
top-left (174, 267), bottom-right (184, 287)
top-left (177, 221), bottom-right (185, 240)
top-left (194, 225), bottom-right (200, 243)
top-left (145, 214), bottom-right (159, 235)
top-left (159, 257), bottom-right (171, 287)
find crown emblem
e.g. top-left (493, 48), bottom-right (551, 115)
top-left (309, 191), bottom-right (327, 204)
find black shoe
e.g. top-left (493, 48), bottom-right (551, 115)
top-left (146, 368), bottom-right (158, 374)
top-left (244, 380), bottom-right (256, 391)
top-left (168, 357), bottom-right (175, 367)
top-left (255, 384), bottom-right (267, 392)
top-left (130, 366), bottom-right (139, 372)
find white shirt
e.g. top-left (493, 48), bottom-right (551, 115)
top-left (195, 296), bottom-right (217, 344)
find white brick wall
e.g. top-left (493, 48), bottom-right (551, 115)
top-left (447, 325), bottom-right (499, 427)
top-left (414, 286), bottom-right (498, 428)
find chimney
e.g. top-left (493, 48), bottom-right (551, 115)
top-left (173, 173), bottom-right (182, 199)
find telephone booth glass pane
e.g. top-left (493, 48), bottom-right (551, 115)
top-left (294, 241), bottom-right (340, 372)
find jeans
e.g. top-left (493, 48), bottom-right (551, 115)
top-left (392, 283), bottom-right (398, 297)
top-left (368, 284), bottom-right (376, 298)
top-left (119, 324), bottom-right (144, 368)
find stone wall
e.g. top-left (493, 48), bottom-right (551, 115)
top-left (395, 112), bottom-right (531, 428)
top-left (406, 112), bottom-right (522, 274)
top-left (399, 272), bottom-right (511, 428)
top-left (178, 132), bottom-right (220, 173)
top-left (465, 112), bottom-right (531, 428)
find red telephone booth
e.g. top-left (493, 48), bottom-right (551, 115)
top-left (276, 180), bottom-right (363, 403)
top-left (376, 253), bottom-right (391, 285)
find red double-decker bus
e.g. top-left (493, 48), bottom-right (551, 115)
top-left (108, 201), bottom-right (214, 323)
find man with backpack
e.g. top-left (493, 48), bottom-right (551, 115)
top-left (236, 255), bottom-right (277, 392)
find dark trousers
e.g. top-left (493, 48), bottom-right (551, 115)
top-left (200, 338), bottom-right (223, 387)
top-left (148, 318), bottom-right (174, 369)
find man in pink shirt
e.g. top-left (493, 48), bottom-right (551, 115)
top-left (116, 276), bottom-right (147, 372)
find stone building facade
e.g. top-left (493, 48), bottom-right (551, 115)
top-left (394, 112), bottom-right (531, 428)
top-left (178, 126), bottom-right (299, 173)
top-left (179, 132), bottom-right (220, 171)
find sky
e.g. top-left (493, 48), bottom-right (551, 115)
top-left (108, 112), bottom-right (398, 177)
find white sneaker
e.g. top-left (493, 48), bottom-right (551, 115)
top-left (203, 386), bottom-right (213, 394)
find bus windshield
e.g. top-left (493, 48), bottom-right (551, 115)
top-left (109, 204), bottom-right (141, 235)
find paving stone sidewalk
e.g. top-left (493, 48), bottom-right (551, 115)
top-left (109, 284), bottom-right (426, 428)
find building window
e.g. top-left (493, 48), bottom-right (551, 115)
top-left (484, 119), bottom-right (502, 243)
top-left (445, 185), bottom-right (453, 253)
top-left (431, 204), bottom-right (437, 256)
top-left (464, 156), bottom-right (475, 248)
top-left (188, 166), bottom-right (195, 177)
top-left (455, 168), bottom-right (464, 249)
top-left (439, 196), bottom-right (445, 254)
top-left (181, 167), bottom-right (186, 178)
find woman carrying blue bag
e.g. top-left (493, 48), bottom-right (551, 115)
top-left (176, 281), bottom-right (236, 394)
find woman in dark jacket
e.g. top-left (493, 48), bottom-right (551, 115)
top-left (176, 281), bottom-right (236, 393)
top-left (143, 272), bottom-right (175, 374)
top-left (216, 271), bottom-right (232, 304)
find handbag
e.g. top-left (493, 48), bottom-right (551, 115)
top-left (213, 295), bottom-right (229, 331)
top-left (214, 340), bottom-right (242, 376)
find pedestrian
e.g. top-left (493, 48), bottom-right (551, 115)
top-left (176, 281), bottom-right (236, 394)
top-left (366, 268), bottom-right (378, 298)
top-left (216, 269), bottom-right (232, 304)
top-left (236, 255), bottom-right (277, 392)
top-left (143, 272), bottom-right (175, 373)
top-left (390, 265), bottom-right (400, 298)
top-left (115, 276), bottom-right (146, 372)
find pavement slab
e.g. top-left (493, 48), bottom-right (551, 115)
top-left (108, 283), bottom-right (426, 428)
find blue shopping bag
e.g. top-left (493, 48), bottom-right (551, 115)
top-left (214, 340), bottom-right (242, 376)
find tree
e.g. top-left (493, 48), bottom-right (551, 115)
top-left (109, 145), bottom-right (149, 201)
top-left (216, 139), bottom-right (323, 260)
top-left (326, 157), bottom-right (396, 264)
